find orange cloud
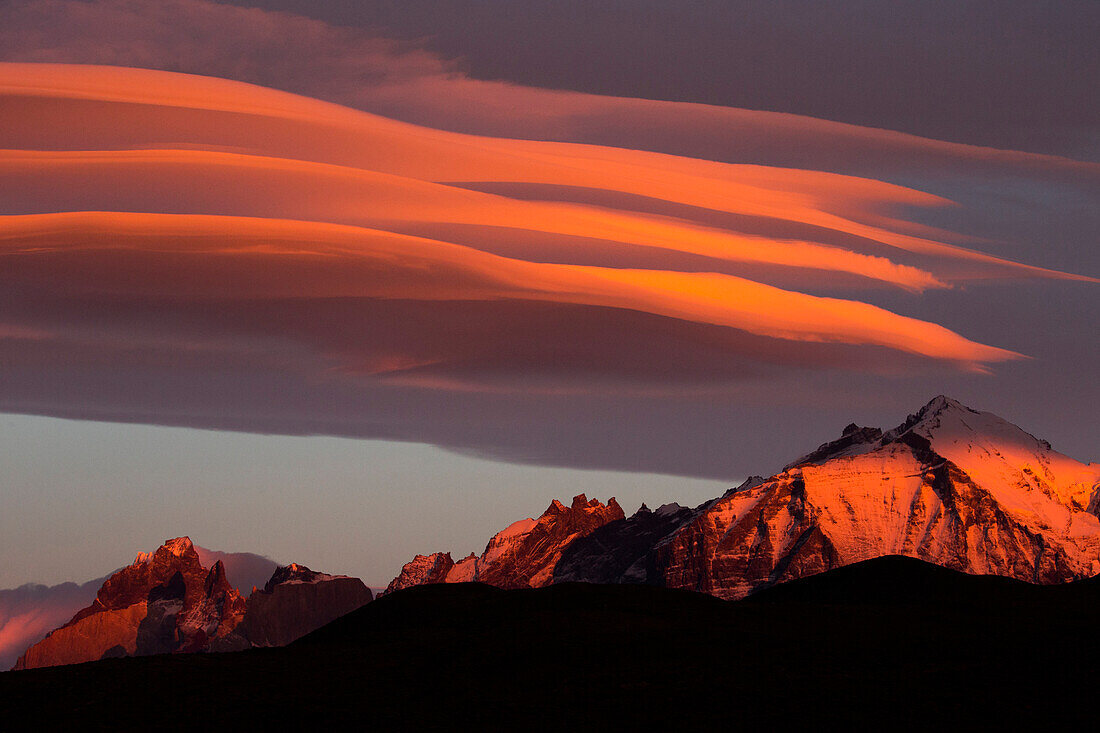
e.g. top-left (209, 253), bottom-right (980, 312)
top-left (0, 148), bottom-right (947, 291)
top-left (0, 2), bottom-right (1092, 480)
top-left (0, 62), bottom-right (1091, 462)
top-left (0, 211), bottom-right (1018, 367)
top-left (2, 63), bottom-right (1091, 289)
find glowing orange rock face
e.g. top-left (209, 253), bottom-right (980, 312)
top-left (388, 397), bottom-right (1100, 600)
top-left (12, 541), bottom-right (373, 670)
top-left (384, 495), bottom-right (625, 594)
top-left (629, 398), bottom-right (1100, 597)
top-left (14, 537), bottom-right (248, 670)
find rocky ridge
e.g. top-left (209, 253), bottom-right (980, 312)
top-left (385, 494), bottom-right (624, 593)
top-left (242, 563), bottom-right (373, 647)
top-left (389, 396), bottom-right (1100, 600)
top-left (14, 540), bottom-right (372, 670)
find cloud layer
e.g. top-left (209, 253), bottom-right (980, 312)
top-left (0, 63), bottom-right (1065, 387)
top-left (0, 0), bottom-right (1096, 477)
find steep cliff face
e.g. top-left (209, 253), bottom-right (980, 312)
top-left (386, 495), bottom-right (625, 592)
top-left (646, 397), bottom-right (1100, 598)
top-left (242, 563), bottom-right (373, 647)
top-left (478, 495), bottom-right (626, 588)
top-left (1, 545), bottom-right (275, 671)
top-left (553, 502), bottom-right (695, 584)
top-left (14, 537), bottom-right (248, 669)
top-left (385, 396), bottom-right (1100, 602)
top-left (384, 553), bottom-right (456, 595)
top-left (14, 543), bottom-right (371, 670)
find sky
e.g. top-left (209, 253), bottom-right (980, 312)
top-left (0, 0), bottom-right (1096, 588)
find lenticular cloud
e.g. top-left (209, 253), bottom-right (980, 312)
top-left (0, 61), bottom-right (1093, 469)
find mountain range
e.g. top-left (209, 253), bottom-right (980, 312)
top-left (0, 544), bottom-right (277, 671)
top-left (10, 538), bottom-right (370, 670)
top-left (6, 395), bottom-right (1098, 672)
top-left (5, 555), bottom-right (1100, 728)
top-left (388, 396), bottom-right (1100, 596)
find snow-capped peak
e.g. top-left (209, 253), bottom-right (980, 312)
top-left (889, 397), bottom-right (1100, 518)
top-left (920, 394), bottom-right (972, 418)
top-left (497, 517), bottom-right (538, 540)
top-left (482, 517), bottom-right (537, 564)
top-left (882, 395), bottom-right (1057, 460)
top-left (787, 395), bottom-right (1056, 473)
top-left (382, 395), bottom-right (1098, 604)
top-left (655, 503), bottom-right (686, 517)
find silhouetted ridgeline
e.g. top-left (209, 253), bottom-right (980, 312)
top-left (4, 556), bottom-right (1100, 729)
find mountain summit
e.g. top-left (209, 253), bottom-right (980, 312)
top-left (390, 396), bottom-right (1100, 599)
top-left (385, 494), bottom-right (624, 594)
top-left (643, 396), bottom-right (1100, 598)
top-left (15, 537), bottom-right (247, 669)
top-left (13, 539), bottom-right (372, 670)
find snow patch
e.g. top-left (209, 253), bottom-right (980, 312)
top-left (655, 503), bottom-right (685, 517)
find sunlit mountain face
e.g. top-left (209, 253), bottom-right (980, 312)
top-left (0, 1), bottom-right (1096, 677)
top-left (385, 397), bottom-right (1100, 598)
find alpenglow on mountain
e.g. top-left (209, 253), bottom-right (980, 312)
top-left (388, 396), bottom-right (1100, 598)
top-left (14, 538), bottom-right (372, 670)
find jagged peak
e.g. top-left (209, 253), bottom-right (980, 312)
top-left (634, 502), bottom-right (652, 516)
top-left (736, 476), bottom-right (766, 491)
top-left (654, 503), bottom-right (687, 517)
top-left (260, 562), bottom-right (338, 593)
top-left (573, 494), bottom-right (619, 512)
top-left (412, 552), bottom-right (451, 563)
top-left (783, 396), bottom-right (990, 472)
top-left (906, 394), bottom-right (976, 422)
top-left (544, 495), bottom-right (620, 517)
top-left (882, 395), bottom-right (1026, 449)
top-left (204, 560), bottom-right (233, 594)
top-left (161, 537), bottom-right (195, 557)
top-left (133, 537), bottom-right (198, 566)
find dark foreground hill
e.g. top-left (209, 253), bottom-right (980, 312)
top-left (3, 555), bottom-right (1100, 729)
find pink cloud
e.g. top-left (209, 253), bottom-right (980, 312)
top-left (0, 11), bottom-right (1093, 475)
top-left (0, 63), bottom-right (1080, 411)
